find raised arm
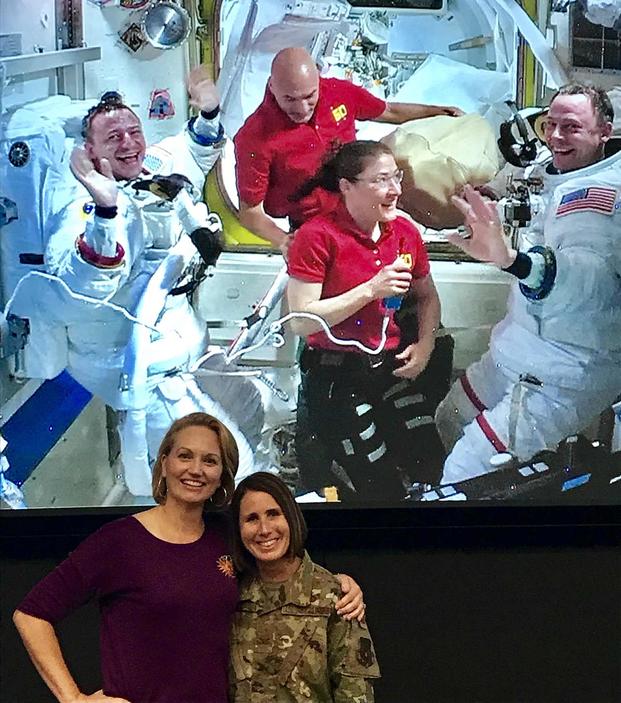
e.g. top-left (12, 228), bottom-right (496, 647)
top-left (182, 65), bottom-right (225, 172)
top-left (447, 184), bottom-right (516, 267)
top-left (13, 611), bottom-right (128, 703)
top-left (42, 149), bottom-right (127, 299)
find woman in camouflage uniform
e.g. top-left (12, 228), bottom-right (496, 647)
top-left (229, 472), bottom-right (380, 702)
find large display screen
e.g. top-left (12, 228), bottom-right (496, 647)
top-left (1, 0), bottom-right (619, 511)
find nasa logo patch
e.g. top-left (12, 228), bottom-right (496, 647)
top-left (8, 141), bottom-right (30, 167)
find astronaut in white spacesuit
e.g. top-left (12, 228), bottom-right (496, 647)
top-left (18, 67), bottom-right (263, 495)
top-left (435, 84), bottom-right (621, 484)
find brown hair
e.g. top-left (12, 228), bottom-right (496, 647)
top-left (151, 412), bottom-right (239, 509)
top-left (82, 91), bottom-right (140, 140)
top-left (293, 140), bottom-right (394, 200)
top-left (230, 472), bottom-right (308, 575)
top-left (551, 83), bottom-right (614, 126)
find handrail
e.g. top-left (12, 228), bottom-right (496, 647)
top-left (0, 46), bottom-right (101, 78)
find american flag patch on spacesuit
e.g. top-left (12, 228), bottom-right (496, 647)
top-left (555, 186), bottom-right (616, 217)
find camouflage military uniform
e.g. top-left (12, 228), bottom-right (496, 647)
top-left (229, 551), bottom-right (380, 702)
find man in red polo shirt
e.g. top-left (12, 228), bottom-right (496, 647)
top-left (234, 47), bottom-right (462, 249)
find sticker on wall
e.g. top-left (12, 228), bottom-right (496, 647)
top-left (119, 22), bottom-right (147, 53)
top-left (120, 0), bottom-right (150, 8)
top-left (148, 89), bottom-right (176, 120)
top-left (8, 141), bottom-right (30, 167)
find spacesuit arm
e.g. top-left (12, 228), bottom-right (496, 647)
top-left (150, 70), bottom-right (224, 188)
top-left (44, 199), bottom-right (128, 300)
top-left (154, 122), bottom-right (225, 194)
top-left (520, 185), bottom-right (621, 307)
top-left (173, 67), bottom-right (226, 182)
top-left (522, 243), bottom-right (614, 310)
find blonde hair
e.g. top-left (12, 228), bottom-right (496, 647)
top-left (151, 413), bottom-right (239, 508)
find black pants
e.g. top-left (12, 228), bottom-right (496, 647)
top-left (298, 346), bottom-right (450, 502)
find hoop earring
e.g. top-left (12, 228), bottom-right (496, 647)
top-left (210, 485), bottom-right (229, 508)
top-left (156, 475), bottom-right (167, 498)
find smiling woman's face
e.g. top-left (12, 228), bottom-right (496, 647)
top-left (161, 426), bottom-right (223, 506)
top-left (238, 490), bottom-right (291, 567)
top-left (340, 153), bottom-right (403, 225)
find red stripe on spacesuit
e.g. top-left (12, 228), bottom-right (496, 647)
top-left (460, 374), bottom-right (486, 413)
top-left (475, 414), bottom-right (507, 452)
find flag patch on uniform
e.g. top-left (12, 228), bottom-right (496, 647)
top-left (555, 186), bottom-right (616, 217)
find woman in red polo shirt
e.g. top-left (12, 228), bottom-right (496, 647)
top-left (287, 141), bottom-right (446, 502)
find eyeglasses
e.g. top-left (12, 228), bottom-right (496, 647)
top-left (354, 170), bottom-right (404, 188)
top-left (81, 91), bottom-right (126, 138)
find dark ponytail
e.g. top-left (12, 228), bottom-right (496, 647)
top-left (292, 140), bottom-right (394, 201)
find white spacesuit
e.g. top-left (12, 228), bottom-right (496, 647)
top-left (436, 148), bottom-right (621, 484)
top-left (10, 125), bottom-right (264, 495)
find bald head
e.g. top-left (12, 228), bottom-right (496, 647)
top-left (269, 48), bottom-right (320, 123)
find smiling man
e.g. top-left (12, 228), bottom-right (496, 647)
top-left (435, 83), bottom-right (621, 485)
top-left (37, 67), bottom-right (264, 495)
top-left (233, 47), bottom-right (462, 251)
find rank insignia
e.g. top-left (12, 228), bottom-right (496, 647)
top-left (331, 104), bottom-right (348, 123)
top-left (356, 637), bottom-right (376, 668)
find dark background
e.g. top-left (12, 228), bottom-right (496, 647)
top-left (2, 504), bottom-right (620, 703)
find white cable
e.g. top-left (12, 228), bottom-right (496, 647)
top-left (5, 274), bottom-right (391, 393)
top-left (3, 271), bottom-right (164, 336)
top-left (225, 310), bottom-right (391, 364)
top-left (189, 347), bottom-right (227, 372)
top-left (192, 368), bottom-right (262, 378)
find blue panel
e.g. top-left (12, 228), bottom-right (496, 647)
top-left (2, 372), bottom-right (92, 486)
top-left (561, 473), bottom-right (592, 492)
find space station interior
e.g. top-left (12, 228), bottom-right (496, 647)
top-left (0, 0), bottom-right (620, 509)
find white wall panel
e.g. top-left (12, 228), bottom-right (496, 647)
top-left (82, 2), bottom-right (189, 144)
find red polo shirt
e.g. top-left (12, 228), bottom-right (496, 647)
top-left (287, 200), bottom-right (430, 352)
top-left (234, 77), bottom-right (386, 225)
